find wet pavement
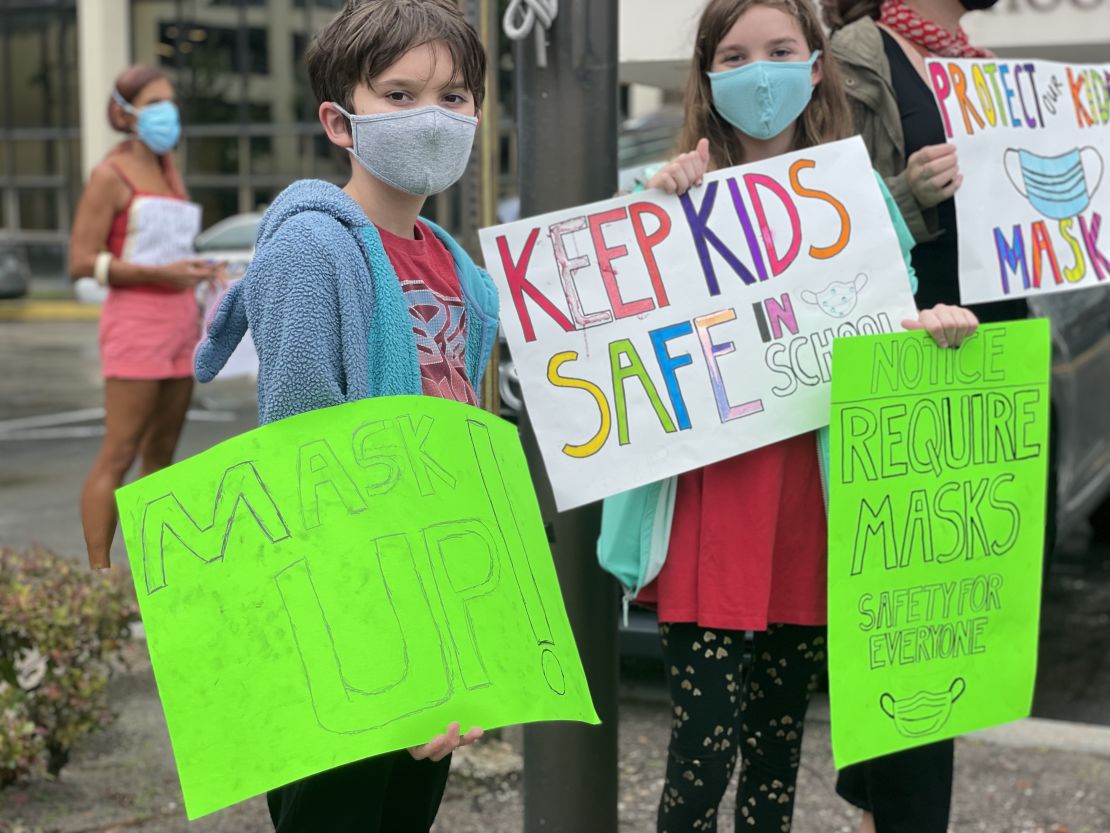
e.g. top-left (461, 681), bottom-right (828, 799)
top-left (1, 642), bottom-right (1108, 833)
top-left (0, 319), bottom-right (258, 567)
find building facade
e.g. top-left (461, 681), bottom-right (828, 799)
top-left (1, 0), bottom-right (499, 278)
top-left (0, 0), bottom-right (1106, 279)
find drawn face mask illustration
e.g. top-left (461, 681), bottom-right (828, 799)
top-left (1004, 147), bottom-right (1104, 221)
top-left (880, 677), bottom-right (966, 738)
top-left (800, 273), bottom-right (867, 319)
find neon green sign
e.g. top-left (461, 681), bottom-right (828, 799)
top-left (827, 321), bottom-right (1050, 767)
top-left (117, 396), bottom-right (598, 819)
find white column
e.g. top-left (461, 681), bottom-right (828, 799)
top-left (77, 0), bottom-right (131, 181)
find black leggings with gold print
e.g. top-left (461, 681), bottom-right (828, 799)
top-left (657, 622), bottom-right (826, 833)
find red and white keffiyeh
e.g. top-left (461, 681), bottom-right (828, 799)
top-left (879, 0), bottom-right (995, 59)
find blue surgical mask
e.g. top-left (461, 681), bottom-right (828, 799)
top-left (707, 52), bottom-right (821, 141)
top-left (113, 90), bottom-right (181, 155)
top-left (1005, 147), bottom-right (1103, 221)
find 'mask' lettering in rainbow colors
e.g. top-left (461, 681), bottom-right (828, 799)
top-left (479, 137), bottom-right (918, 510)
top-left (926, 57), bottom-right (1110, 303)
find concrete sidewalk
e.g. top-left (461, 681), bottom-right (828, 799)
top-left (0, 644), bottom-right (1106, 833)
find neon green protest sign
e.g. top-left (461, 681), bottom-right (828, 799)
top-left (116, 396), bottom-right (598, 819)
top-left (827, 321), bottom-right (1050, 767)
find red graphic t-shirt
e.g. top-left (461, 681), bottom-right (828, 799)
top-left (377, 222), bottom-right (478, 405)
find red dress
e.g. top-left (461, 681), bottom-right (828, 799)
top-left (638, 432), bottom-right (828, 631)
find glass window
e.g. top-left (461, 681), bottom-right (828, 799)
top-left (186, 137), bottom-right (239, 175)
top-left (5, 6), bottom-right (79, 131)
top-left (130, 0), bottom-right (356, 229)
top-left (251, 188), bottom-right (277, 211)
top-left (311, 134), bottom-right (347, 178)
top-left (12, 142), bottom-right (56, 176)
top-left (191, 188), bottom-right (240, 230)
top-left (0, 2), bottom-right (77, 241)
top-left (18, 190), bottom-right (59, 231)
top-left (249, 135), bottom-right (275, 175)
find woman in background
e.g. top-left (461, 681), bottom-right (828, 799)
top-left (69, 64), bottom-right (218, 571)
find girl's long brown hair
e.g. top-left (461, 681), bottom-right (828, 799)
top-left (677, 0), bottom-right (855, 169)
top-left (106, 64), bottom-right (187, 198)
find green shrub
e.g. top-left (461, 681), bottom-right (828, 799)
top-left (0, 547), bottom-right (139, 785)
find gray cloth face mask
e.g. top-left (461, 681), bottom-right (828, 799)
top-left (332, 104), bottom-right (478, 196)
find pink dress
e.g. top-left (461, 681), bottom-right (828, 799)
top-left (98, 161), bottom-right (203, 380)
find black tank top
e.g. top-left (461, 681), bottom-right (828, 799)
top-left (880, 29), bottom-right (1027, 322)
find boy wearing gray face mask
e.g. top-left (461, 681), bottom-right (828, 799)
top-left (193, 2), bottom-right (499, 830)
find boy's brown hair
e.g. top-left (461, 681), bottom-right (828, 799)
top-left (305, 0), bottom-right (486, 112)
top-left (677, 0), bottom-right (854, 169)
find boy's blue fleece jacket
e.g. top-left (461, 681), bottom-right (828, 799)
top-left (194, 179), bottom-right (500, 425)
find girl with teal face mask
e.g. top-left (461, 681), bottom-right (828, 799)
top-left (604, 1), bottom-right (979, 832)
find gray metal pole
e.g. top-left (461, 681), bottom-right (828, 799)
top-left (515, 2), bottom-right (620, 831)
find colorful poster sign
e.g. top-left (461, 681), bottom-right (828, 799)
top-left (827, 321), bottom-right (1050, 768)
top-left (116, 396), bottom-right (597, 819)
top-left (926, 57), bottom-right (1110, 303)
top-left (479, 137), bottom-right (918, 510)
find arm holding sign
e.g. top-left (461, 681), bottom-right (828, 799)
top-left (875, 174), bottom-right (979, 348)
top-left (409, 722), bottom-right (484, 762)
top-left (195, 210), bottom-right (363, 424)
top-left (905, 143), bottom-right (962, 210)
top-left (826, 17), bottom-right (943, 245)
top-left (647, 138), bottom-right (710, 195)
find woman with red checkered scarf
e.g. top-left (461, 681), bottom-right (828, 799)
top-left (820, 3), bottom-right (1025, 833)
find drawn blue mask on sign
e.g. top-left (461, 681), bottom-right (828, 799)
top-left (1004, 147), bottom-right (1104, 221)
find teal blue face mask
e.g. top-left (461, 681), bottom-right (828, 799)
top-left (113, 90), bottom-right (182, 155)
top-left (1004, 147), bottom-right (1104, 221)
top-left (707, 52), bottom-right (820, 141)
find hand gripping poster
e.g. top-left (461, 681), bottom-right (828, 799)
top-left (827, 320), bottom-right (1051, 767)
top-left (115, 396), bottom-right (597, 819)
top-left (479, 137), bottom-right (918, 510)
top-left (926, 57), bottom-right (1110, 303)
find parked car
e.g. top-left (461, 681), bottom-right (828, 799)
top-left (193, 211), bottom-right (263, 280)
top-left (0, 236), bottom-right (31, 300)
top-left (1030, 291), bottom-right (1110, 538)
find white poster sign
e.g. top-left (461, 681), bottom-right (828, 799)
top-left (926, 57), bottom-right (1110, 304)
top-left (200, 277), bottom-right (258, 379)
top-left (478, 137), bottom-right (919, 510)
